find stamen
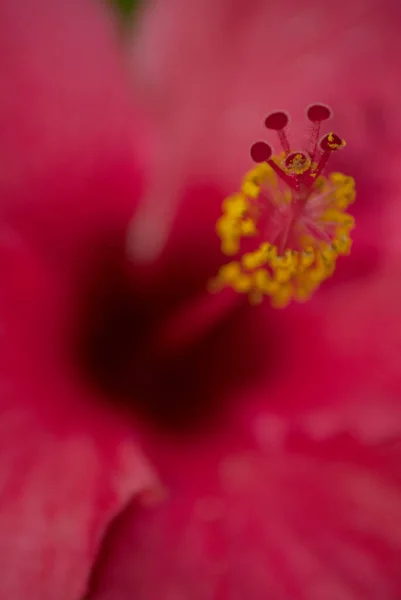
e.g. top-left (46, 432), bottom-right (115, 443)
top-left (306, 103), bottom-right (332, 161)
top-left (311, 132), bottom-right (346, 180)
top-left (211, 105), bottom-right (355, 308)
top-left (264, 111), bottom-right (291, 155)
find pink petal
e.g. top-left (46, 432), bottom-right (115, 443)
top-left (0, 1), bottom-right (162, 597)
top-left (86, 425), bottom-right (401, 599)
top-left (322, 260), bottom-right (401, 397)
top-left (84, 256), bottom-right (401, 598)
top-left (77, 4), bottom-right (401, 597)
top-left (0, 229), bottom-right (159, 600)
top-left (0, 0), bottom-right (234, 344)
top-left (0, 0), bottom-right (148, 264)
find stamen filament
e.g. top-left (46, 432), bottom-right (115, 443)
top-left (277, 129), bottom-right (291, 155)
top-left (309, 121), bottom-right (321, 162)
top-left (264, 111), bottom-right (291, 155)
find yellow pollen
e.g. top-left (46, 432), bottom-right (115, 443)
top-left (285, 153), bottom-right (311, 175)
top-left (327, 132), bottom-right (346, 150)
top-left (210, 159), bottom-right (356, 308)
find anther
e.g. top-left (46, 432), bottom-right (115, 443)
top-left (264, 111), bottom-right (291, 154)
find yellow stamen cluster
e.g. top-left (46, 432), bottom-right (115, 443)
top-left (215, 193), bottom-right (258, 256)
top-left (210, 163), bottom-right (356, 308)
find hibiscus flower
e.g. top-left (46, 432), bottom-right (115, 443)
top-left (1, 0), bottom-right (401, 599)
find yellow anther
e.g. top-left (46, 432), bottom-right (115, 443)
top-left (275, 268), bottom-right (292, 284)
top-left (271, 284), bottom-right (292, 309)
top-left (216, 216), bottom-right (234, 238)
top-left (335, 195), bottom-right (354, 211)
top-left (242, 250), bottom-right (265, 270)
top-left (242, 180), bottom-right (260, 199)
top-left (222, 194), bottom-right (247, 217)
top-left (309, 268), bottom-right (326, 284)
top-left (221, 238), bottom-right (239, 256)
top-left (268, 251), bottom-right (298, 289)
top-left (241, 163), bottom-right (279, 198)
top-left (330, 173), bottom-right (353, 187)
top-left (280, 249), bottom-right (298, 269)
top-left (245, 163), bottom-right (276, 186)
top-left (219, 262), bottom-right (241, 282)
top-left (321, 243), bottom-right (337, 264)
top-left (307, 251), bottom-right (328, 283)
top-left (269, 251), bottom-right (297, 272)
top-left (232, 273), bottom-right (252, 293)
top-left (252, 268), bottom-right (269, 288)
top-left (333, 231), bottom-right (352, 255)
top-left (322, 210), bottom-right (355, 230)
top-left (336, 190), bottom-right (355, 210)
top-left (243, 168), bottom-right (260, 185)
top-left (319, 245), bottom-right (336, 277)
top-left (269, 252), bottom-right (290, 271)
top-left (250, 165), bottom-right (266, 182)
top-left (253, 269), bottom-right (280, 295)
top-left (260, 243), bottom-right (277, 260)
top-left (240, 218), bottom-right (257, 236)
top-left (242, 252), bottom-right (257, 270)
top-left (216, 216), bottom-right (226, 236)
top-left (299, 247), bottom-right (315, 270)
top-left (330, 174), bottom-right (355, 203)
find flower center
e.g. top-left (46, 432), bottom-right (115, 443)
top-left (210, 104), bottom-right (356, 308)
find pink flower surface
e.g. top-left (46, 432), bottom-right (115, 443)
top-left (1, 0), bottom-right (401, 599)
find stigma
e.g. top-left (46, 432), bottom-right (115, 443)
top-left (210, 104), bottom-right (356, 308)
